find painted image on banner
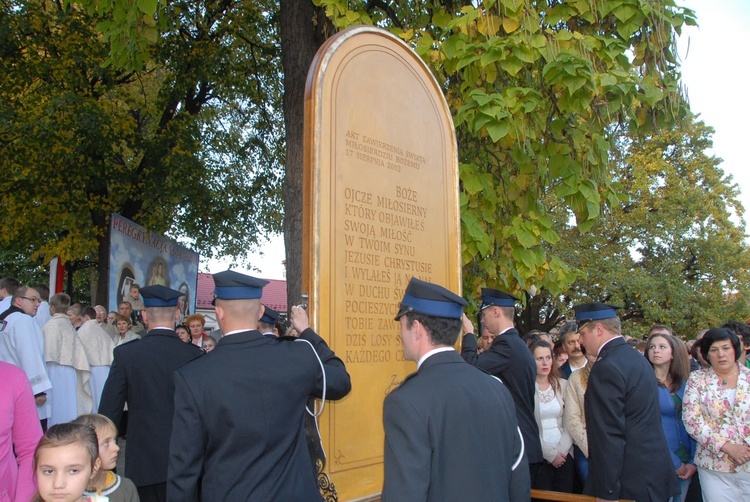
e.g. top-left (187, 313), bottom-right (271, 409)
top-left (108, 214), bottom-right (199, 315)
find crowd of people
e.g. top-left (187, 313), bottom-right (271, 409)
top-left (0, 273), bottom-right (350, 502)
top-left (2, 271), bottom-right (750, 501)
top-left (463, 300), bottom-right (750, 502)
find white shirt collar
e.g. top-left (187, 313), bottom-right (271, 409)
top-left (223, 328), bottom-right (253, 337)
top-left (497, 326), bottom-right (514, 336)
top-left (417, 347), bottom-right (455, 369)
top-left (569, 359), bottom-right (587, 371)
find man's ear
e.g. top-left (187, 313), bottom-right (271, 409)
top-left (257, 304), bottom-right (265, 322)
top-left (141, 310), bottom-right (150, 327)
top-left (215, 305), bottom-right (225, 323)
top-left (411, 319), bottom-right (424, 340)
top-left (173, 307), bottom-right (180, 325)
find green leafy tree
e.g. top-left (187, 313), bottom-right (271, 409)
top-left (314, 0), bottom-right (696, 313)
top-left (539, 118), bottom-right (750, 337)
top-left (6, 0), bottom-right (698, 314)
top-left (0, 0), bottom-right (284, 303)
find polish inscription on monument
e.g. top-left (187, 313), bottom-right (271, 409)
top-left (303, 26), bottom-right (460, 500)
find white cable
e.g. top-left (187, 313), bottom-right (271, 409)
top-left (491, 375), bottom-right (525, 470)
top-left (294, 338), bottom-right (326, 418)
top-left (512, 427), bottom-right (525, 471)
top-left (295, 337), bottom-right (328, 465)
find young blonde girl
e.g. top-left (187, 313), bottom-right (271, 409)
top-left (32, 423), bottom-right (102, 502)
top-left (72, 414), bottom-right (139, 502)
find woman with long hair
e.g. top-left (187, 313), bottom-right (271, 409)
top-left (645, 332), bottom-right (697, 501)
top-left (531, 340), bottom-right (574, 493)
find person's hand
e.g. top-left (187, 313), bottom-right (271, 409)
top-left (679, 463), bottom-right (697, 479)
top-left (35, 394), bottom-right (47, 406)
top-left (675, 463), bottom-right (688, 478)
top-left (290, 305), bottom-right (310, 334)
top-left (720, 442), bottom-right (750, 465)
top-left (461, 313), bottom-right (474, 336)
top-left (551, 452), bottom-right (567, 468)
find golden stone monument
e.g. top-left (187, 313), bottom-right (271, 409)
top-left (303, 26), bottom-right (460, 501)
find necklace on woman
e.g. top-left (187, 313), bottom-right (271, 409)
top-left (716, 365), bottom-right (737, 386)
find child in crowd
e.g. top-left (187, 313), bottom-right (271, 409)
top-left (202, 336), bottom-right (217, 352)
top-left (73, 414), bottom-right (139, 501)
top-left (31, 423), bottom-right (101, 502)
top-left (124, 285), bottom-right (144, 313)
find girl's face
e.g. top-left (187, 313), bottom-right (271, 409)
top-left (36, 443), bottom-right (98, 502)
top-left (176, 327), bottom-right (190, 343)
top-left (116, 320), bottom-right (129, 335)
top-left (534, 346), bottom-right (553, 378)
top-left (648, 336), bottom-right (673, 367)
top-left (96, 425), bottom-right (120, 470)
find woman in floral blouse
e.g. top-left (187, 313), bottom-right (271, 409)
top-left (683, 327), bottom-right (750, 501)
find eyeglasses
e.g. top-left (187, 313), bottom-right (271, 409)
top-left (19, 296), bottom-right (42, 304)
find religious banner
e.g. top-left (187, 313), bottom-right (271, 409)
top-left (108, 213), bottom-right (199, 318)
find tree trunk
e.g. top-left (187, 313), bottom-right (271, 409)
top-left (279, 0), bottom-right (332, 313)
top-left (95, 223), bottom-right (110, 308)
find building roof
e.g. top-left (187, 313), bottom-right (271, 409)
top-left (196, 273), bottom-right (287, 312)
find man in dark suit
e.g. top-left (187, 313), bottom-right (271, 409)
top-left (460, 288), bottom-right (543, 482)
top-left (383, 278), bottom-right (529, 501)
top-left (257, 304), bottom-right (280, 337)
top-left (575, 302), bottom-right (679, 501)
top-left (167, 270), bottom-right (351, 501)
top-left (99, 285), bottom-right (203, 502)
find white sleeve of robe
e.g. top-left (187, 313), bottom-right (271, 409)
top-left (46, 362), bottom-right (79, 427)
top-left (0, 312), bottom-right (52, 419)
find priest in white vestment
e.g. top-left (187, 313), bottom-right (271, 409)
top-left (77, 307), bottom-right (115, 412)
top-left (43, 293), bottom-right (93, 426)
top-left (0, 286), bottom-right (52, 422)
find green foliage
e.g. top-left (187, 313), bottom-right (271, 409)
top-left (313, 0), bottom-right (696, 315)
top-left (0, 1), bottom-right (284, 292)
top-left (11, 0), bottom-right (714, 329)
top-left (550, 119), bottom-right (750, 337)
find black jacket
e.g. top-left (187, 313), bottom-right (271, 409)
top-left (462, 328), bottom-right (543, 464)
top-left (167, 328), bottom-right (351, 501)
top-left (383, 350), bottom-right (530, 501)
top-left (584, 336), bottom-right (680, 500)
top-left (99, 328), bottom-right (203, 487)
